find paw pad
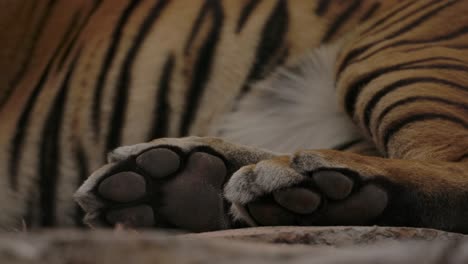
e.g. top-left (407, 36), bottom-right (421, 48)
top-left (136, 148), bottom-right (180, 178)
top-left (248, 198), bottom-right (296, 226)
top-left (241, 168), bottom-right (388, 226)
top-left (98, 172), bottom-right (146, 202)
top-left (273, 187), bottom-right (321, 214)
top-left (94, 148), bottom-right (229, 231)
top-left (324, 185), bottom-right (388, 225)
top-left (312, 171), bottom-right (353, 200)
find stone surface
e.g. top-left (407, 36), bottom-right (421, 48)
top-left (0, 227), bottom-right (467, 263)
top-left (183, 226), bottom-right (464, 247)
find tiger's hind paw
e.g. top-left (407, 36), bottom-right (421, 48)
top-left (225, 151), bottom-right (389, 226)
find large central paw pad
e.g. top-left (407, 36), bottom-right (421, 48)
top-left (94, 148), bottom-right (229, 232)
top-left (230, 169), bottom-right (388, 226)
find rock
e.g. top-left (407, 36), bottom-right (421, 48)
top-left (0, 227), bottom-right (467, 263)
top-left (183, 226), bottom-right (464, 247)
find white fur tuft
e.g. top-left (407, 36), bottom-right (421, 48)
top-left (211, 44), bottom-right (361, 153)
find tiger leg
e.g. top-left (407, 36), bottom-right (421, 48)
top-left (227, 2), bottom-right (468, 232)
top-left (76, 57), bottom-right (468, 232)
top-left (225, 61), bottom-right (468, 231)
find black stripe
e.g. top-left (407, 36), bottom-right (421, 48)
top-left (337, 0), bottom-right (456, 75)
top-left (179, 0), bottom-right (224, 136)
top-left (148, 54), bottom-right (175, 140)
top-left (321, 0), bottom-right (361, 43)
top-left (56, 1), bottom-right (103, 70)
top-left (337, 1), bottom-right (421, 74)
top-left (446, 44), bottom-right (468, 50)
top-left (400, 63), bottom-right (468, 71)
top-left (315, 0), bottom-right (330, 16)
top-left (333, 138), bottom-right (364, 151)
top-left (383, 113), bottom-right (468, 152)
top-left (343, 57), bottom-right (464, 117)
top-left (359, 2), bottom-right (381, 22)
top-left (359, 0), bottom-right (416, 36)
top-left (375, 96), bottom-right (468, 133)
top-left (2, 0), bottom-right (58, 109)
top-left (362, 77), bottom-right (468, 136)
top-left (74, 144), bottom-right (89, 227)
top-left (106, 0), bottom-right (170, 152)
top-left (363, 0), bottom-right (439, 39)
top-left (92, 0), bottom-right (143, 137)
top-left (51, 11), bottom-right (82, 71)
top-left (369, 0), bottom-right (457, 52)
top-left (8, 3), bottom-right (103, 189)
top-left (403, 44), bottom-right (468, 53)
top-left (9, 61), bottom-right (53, 189)
top-left (239, 0), bottom-right (288, 95)
top-left (353, 26), bottom-right (468, 64)
top-left (362, 63), bottom-right (468, 130)
top-left (337, 44), bottom-right (373, 77)
top-left (184, 2), bottom-right (210, 55)
top-left (39, 51), bottom-right (80, 226)
top-left (236, 0), bottom-right (261, 33)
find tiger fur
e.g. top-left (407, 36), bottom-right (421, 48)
top-left (1, 0), bottom-right (468, 233)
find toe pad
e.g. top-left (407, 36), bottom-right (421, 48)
top-left (136, 148), bottom-right (180, 179)
top-left (313, 171), bottom-right (353, 200)
top-left (273, 187), bottom-right (321, 214)
top-left (98, 172), bottom-right (146, 202)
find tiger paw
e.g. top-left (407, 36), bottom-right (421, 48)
top-left (224, 151), bottom-right (389, 226)
top-left (74, 137), bottom-right (275, 231)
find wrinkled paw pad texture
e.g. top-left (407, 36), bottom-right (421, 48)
top-left (247, 170), bottom-right (388, 226)
top-left (95, 148), bottom-right (229, 232)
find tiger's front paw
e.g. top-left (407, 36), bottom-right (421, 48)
top-left (224, 150), bottom-right (388, 226)
top-left (74, 137), bottom-right (276, 231)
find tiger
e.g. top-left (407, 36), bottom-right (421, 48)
top-left (1, 0), bottom-right (468, 233)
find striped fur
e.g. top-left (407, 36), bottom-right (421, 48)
top-left (1, 0), bottom-right (467, 230)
